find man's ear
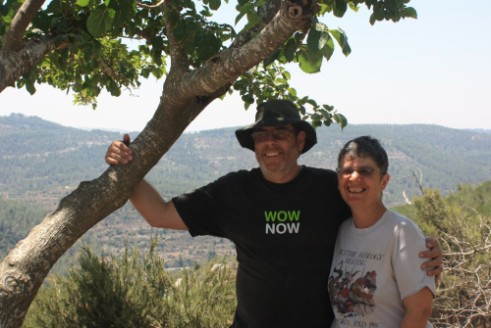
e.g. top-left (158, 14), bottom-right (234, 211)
top-left (296, 130), bottom-right (306, 152)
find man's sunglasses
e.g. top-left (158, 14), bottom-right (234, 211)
top-left (251, 128), bottom-right (295, 143)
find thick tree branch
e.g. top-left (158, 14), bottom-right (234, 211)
top-left (231, 0), bottom-right (282, 49)
top-left (0, 38), bottom-right (57, 92)
top-left (136, 0), bottom-right (166, 9)
top-left (165, 1), bottom-right (313, 107)
top-left (2, 0), bottom-right (46, 51)
top-left (163, 2), bottom-right (190, 73)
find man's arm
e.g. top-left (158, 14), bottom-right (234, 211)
top-left (105, 134), bottom-right (133, 165)
top-left (105, 134), bottom-right (188, 230)
top-left (130, 179), bottom-right (188, 230)
top-left (400, 287), bottom-right (434, 328)
top-left (420, 236), bottom-right (443, 280)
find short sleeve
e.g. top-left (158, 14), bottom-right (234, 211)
top-left (392, 217), bottom-right (436, 300)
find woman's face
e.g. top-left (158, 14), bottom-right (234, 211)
top-left (337, 154), bottom-right (390, 210)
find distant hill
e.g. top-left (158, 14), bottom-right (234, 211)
top-left (1, 114), bottom-right (490, 269)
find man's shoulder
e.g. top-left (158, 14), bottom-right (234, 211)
top-left (216, 168), bottom-right (260, 183)
top-left (303, 166), bottom-right (337, 177)
top-left (223, 168), bottom-right (259, 177)
top-left (299, 166), bottom-right (339, 190)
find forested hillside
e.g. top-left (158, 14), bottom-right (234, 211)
top-left (1, 114), bottom-right (490, 270)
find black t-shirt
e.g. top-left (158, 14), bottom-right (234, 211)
top-left (173, 166), bottom-right (350, 328)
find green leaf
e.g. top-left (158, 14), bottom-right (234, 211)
top-left (209, 0), bottom-right (221, 10)
top-left (197, 33), bottom-right (221, 61)
top-left (235, 3), bottom-right (254, 25)
top-left (306, 98), bottom-right (318, 107)
top-left (319, 32), bottom-right (334, 61)
top-left (263, 49), bottom-right (280, 67)
top-left (87, 8), bottom-right (115, 37)
top-left (298, 49), bottom-right (323, 74)
top-left (322, 104), bottom-right (334, 112)
top-left (347, 2), bottom-right (359, 12)
top-left (373, 3), bottom-right (385, 21)
top-left (75, 0), bottom-right (90, 7)
top-left (329, 28), bottom-right (351, 56)
top-left (333, 0), bottom-right (348, 17)
top-left (401, 7), bottom-right (418, 19)
top-left (25, 81), bottom-right (36, 95)
top-left (173, 19), bottom-right (188, 41)
top-left (321, 112), bottom-right (333, 126)
top-left (242, 94), bottom-right (254, 104)
top-left (307, 28), bottom-right (322, 53)
top-left (246, 10), bottom-right (261, 27)
top-left (333, 113), bottom-right (348, 128)
top-left (288, 88), bottom-right (297, 97)
top-left (369, 13), bottom-right (376, 25)
top-left (283, 38), bottom-right (298, 62)
top-left (111, 0), bottom-right (135, 31)
top-left (1, 11), bottom-right (12, 24)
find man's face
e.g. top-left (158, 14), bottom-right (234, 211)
top-left (252, 125), bottom-right (306, 183)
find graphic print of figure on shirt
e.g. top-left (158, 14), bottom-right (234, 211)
top-left (328, 261), bottom-right (378, 317)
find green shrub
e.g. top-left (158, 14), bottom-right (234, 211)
top-left (24, 239), bottom-right (236, 328)
top-left (411, 185), bottom-right (491, 327)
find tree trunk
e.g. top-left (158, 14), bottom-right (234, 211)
top-left (0, 96), bottom-right (212, 327)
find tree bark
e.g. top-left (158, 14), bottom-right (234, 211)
top-left (0, 39), bottom-right (57, 93)
top-left (0, 0), bottom-right (51, 92)
top-left (0, 2), bottom-right (315, 327)
top-left (2, 0), bottom-right (46, 52)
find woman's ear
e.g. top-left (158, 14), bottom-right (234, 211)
top-left (381, 174), bottom-right (390, 190)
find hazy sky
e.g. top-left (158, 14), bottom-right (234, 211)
top-left (1, 0), bottom-right (490, 132)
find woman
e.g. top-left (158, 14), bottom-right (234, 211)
top-left (328, 136), bottom-right (435, 328)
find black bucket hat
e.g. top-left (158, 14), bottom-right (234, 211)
top-left (235, 100), bottom-right (317, 154)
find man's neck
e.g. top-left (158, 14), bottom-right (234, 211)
top-left (262, 165), bottom-right (303, 184)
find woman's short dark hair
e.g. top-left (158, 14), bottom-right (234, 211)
top-left (337, 136), bottom-right (389, 175)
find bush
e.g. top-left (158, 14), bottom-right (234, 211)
top-left (413, 187), bottom-right (491, 327)
top-left (24, 239), bottom-right (236, 328)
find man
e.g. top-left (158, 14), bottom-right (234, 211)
top-left (106, 100), bottom-right (441, 328)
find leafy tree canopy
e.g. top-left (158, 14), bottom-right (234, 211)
top-left (1, 0), bottom-right (416, 127)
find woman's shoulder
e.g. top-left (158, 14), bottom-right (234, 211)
top-left (385, 210), bottom-right (425, 237)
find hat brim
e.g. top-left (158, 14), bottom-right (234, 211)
top-left (235, 120), bottom-right (317, 154)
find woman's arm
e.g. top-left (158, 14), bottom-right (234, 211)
top-left (400, 287), bottom-right (434, 328)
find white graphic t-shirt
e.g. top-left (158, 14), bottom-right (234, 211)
top-left (328, 210), bottom-right (435, 328)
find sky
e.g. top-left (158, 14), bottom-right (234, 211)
top-left (1, 0), bottom-right (490, 133)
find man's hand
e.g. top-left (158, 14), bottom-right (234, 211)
top-left (420, 236), bottom-right (443, 283)
top-left (105, 134), bottom-right (133, 165)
